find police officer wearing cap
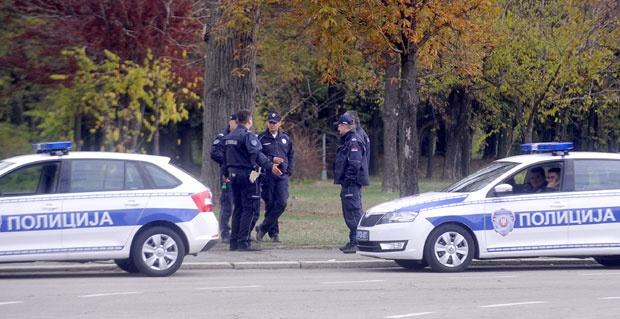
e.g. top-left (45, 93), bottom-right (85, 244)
top-left (210, 113), bottom-right (238, 243)
top-left (224, 109), bottom-right (282, 251)
top-left (334, 113), bottom-right (369, 253)
top-left (255, 112), bottom-right (294, 243)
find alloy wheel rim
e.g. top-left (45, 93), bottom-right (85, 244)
top-left (141, 234), bottom-right (179, 271)
top-left (433, 231), bottom-right (469, 268)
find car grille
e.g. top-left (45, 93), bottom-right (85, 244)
top-left (357, 241), bottom-right (382, 252)
top-left (360, 214), bottom-right (384, 227)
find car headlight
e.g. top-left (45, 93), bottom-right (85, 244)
top-left (377, 211), bottom-right (419, 224)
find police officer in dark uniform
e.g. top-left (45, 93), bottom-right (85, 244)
top-left (224, 109), bottom-right (282, 251)
top-left (209, 113), bottom-right (238, 243)
top-left (333, 113), bottom-right (369, 253)
top-left (255, 112), bottom-right (294, 243)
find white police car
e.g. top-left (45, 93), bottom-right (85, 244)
top-left (0, 142), bottom-right (219, 277)
top-left (357, 142), bottom-right (620, 272)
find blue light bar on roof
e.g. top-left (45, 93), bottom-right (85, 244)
top-left (520, 142), bottom-right (573, 154)
top-left (32, 141), bottom-right (72, 154)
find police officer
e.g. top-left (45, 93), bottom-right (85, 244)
top-left (224, 109), bottom-right (282, 251)
top-left (255, 112), bottom-right (294, 243)
top-left (333, 113), bottom-right (369, 253)
top-left (210, 113), bottom-right (237, 243)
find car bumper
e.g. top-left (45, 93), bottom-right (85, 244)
top-left (178, 212), bottom-right (220, 254)
top-left (356, 219), bottom-right (433, 261)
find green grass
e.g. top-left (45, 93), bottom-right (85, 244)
top-left (218, 178), bottom-right (453, 248)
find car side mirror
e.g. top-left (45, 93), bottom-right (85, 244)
top-left (494, 183), bottom-right (513, 195)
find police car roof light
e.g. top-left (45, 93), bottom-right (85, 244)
top-left (32, 141), bottom-right (72, 155)
top-left (520, 142), bottom-right (573, 154)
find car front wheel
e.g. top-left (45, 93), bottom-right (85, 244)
top-left (424, 224), bottom-right (474, 272)
top-left (131, 226), bottom-right (185, 277)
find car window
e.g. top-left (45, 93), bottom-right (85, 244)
top-left (142, 163), bottom-right (180, 189)
top-left (125, 161), bottom-right (145, 190)
top-left (495, 162), bottom-right (564, 196)
top-left (69, 160), bottom-right (124, 192)
top-left (0, 161), bottom-right (60, 196)
top-left (574, 160), bottom-right (620, 191)
top-left (443, 162), bottom-right (517, 193)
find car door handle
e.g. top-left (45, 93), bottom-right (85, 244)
top-left (550, 202), bottom-right (566, 208)
top-left (41, 205), bottom-right (59, 211)
top-left (124, 200), bottom-right (141, 207)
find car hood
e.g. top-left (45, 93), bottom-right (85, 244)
top-left (366, 192), bottom-right (469, 215)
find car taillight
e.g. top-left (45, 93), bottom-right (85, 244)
top-left (191, 190), bottom-right (214, 213)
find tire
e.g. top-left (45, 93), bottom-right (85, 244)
top-left (395, 259), bottom-right (428, 270)
top-left (114, 258), bottom-right (139, 274)
top-left (424, 224), bottom-right (475, 272)
top-left (594, 256), bottom-right (620, 268)
top-left (131, 226), bottom-right (186, 277)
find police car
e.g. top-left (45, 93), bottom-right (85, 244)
top-left (357, 142), bottom-right (620, 272)
top-left (0, 142), bottom-right (219, 277)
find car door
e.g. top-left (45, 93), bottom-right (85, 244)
top-left (59, 159), bottom-right (149, 256)
top-left (0, 160), bottom-right (64, 261)
top-left (484, 161), bottom-right (569, 257)
top-left (565, 159), bottom-right (620, 252)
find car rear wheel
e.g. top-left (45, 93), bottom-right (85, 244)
top-left (424, 224), bottom-right (474, 272)
top-left (114, 258), bottom-right (139, 273)
top-left (594, 256), bottom-right (620, 268)
top-left (131, 226), bottom-right (185, 277)
top-left (395, 259), bottom-right (428, 270)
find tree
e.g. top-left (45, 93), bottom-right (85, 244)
top-left (31, 48), bottom-right (197, 152)
top-left (295, 0), bottom-right (496, 195)
top-left (482, 0), bottom-right (619, 145)
top-left (200, 0), bottom-right (261, 188)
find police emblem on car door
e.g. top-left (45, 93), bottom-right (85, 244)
top-left (492, 208), bottom-right (515, 236)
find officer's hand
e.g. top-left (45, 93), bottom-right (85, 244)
top-left (273, 157), bottom-right (284, 164)
top-left (224, 177), bottom-right (231, 183)
top-left (272, 164), bottom-right (283, 176)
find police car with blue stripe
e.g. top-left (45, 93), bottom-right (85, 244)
top-left (0, 142), bottom-right (219, 276)
top-left (357, 142), bottom-right (620, 271)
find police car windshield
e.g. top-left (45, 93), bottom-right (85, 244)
top-left (443, 162), bottom-right (517, 193)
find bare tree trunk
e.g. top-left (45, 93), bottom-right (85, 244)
top-left (381, 54), bottom-right (400, 192)
top-left (443, 86), bottom-right (471, 180)
top-left (74, 112), bottom-right (82, 151)
top-left (153, 128), bottom-right (160, 155)
top-left (200, 0), bottom-right (259, 188)
top-left (399, 49), bottom-right (420, 196)
top-left (426, 126), bottom-right (436, 179)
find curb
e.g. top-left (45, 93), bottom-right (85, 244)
top-left (0, 258), bottom-right (597, 273)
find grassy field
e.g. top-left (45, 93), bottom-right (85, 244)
top-left (217, 178), bottom-right (453, 248)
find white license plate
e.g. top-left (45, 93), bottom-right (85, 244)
top-left (356, 230), bottom-right (369, 241)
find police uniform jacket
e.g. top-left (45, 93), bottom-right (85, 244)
top-left (355, 126), bottom-right (370, 184)
top-left (258, 129), bottom-right (294, 177)
top-left (224, 126), bottom-right (272, 176)
top-left (210, 127), bottom-right (229, 176)
top-left (334, 130), bottom-right (369, 186)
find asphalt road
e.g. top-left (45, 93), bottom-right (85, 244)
top-left (1, 266), bottom-right (619, 319)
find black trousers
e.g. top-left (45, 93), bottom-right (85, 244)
top-left (218, 178), bottom-right (233, 238)
top-left (259, 174), bottom-right (289, 237)
top-left (340, 183), bottom-right (362, 244)
top-left (230, 171), bottom-right (260, 249)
